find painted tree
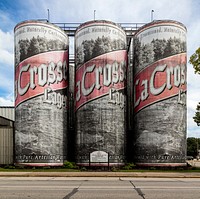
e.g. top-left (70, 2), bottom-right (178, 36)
top-left (19, 39), bottom-right (30, 61)
top-left (76, 45), bottom-right (84, 66)
top-left (92, 37), bottom-right (105, 57)
top-left (27, 37), bottom-right (40, 56)
top-left (152, 38), bottom-right (167, 61)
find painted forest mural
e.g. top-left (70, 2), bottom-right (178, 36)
top-left (76, 36), bottom-right (126, 66)
top-left (15, 36), bottom-right (68, 66)
top-left (134, 36), bottom-right (186, 70)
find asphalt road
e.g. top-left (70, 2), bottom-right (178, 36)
top-left (0, 177), bottom-right (200, 199)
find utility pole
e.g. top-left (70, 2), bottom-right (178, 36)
top-left (197, 138), bottom-right (199, 159)
top-left (151, 10), bottom-right (154, 21)
top-left (94, 10), bottom-right (96, 21)
top-left (47, 9), bottom-right (50, 22)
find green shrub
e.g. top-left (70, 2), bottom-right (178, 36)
top-left (149, 167), bottom-right (156, 170)
top-left (122, 163), bottom-right (136, 170)
top-left (63, 161), bottom-right (77, 169)
top-left (42, 166), bottom-right (51, 169)
top-left (4, 165), bottom-right (16, 169)
top-left (80, 167), bottom-right (87, 171)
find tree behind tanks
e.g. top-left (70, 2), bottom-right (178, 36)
top-left (187, 137), bottom-right (200, 157)
top-left (193, 102), bottom-right (200, 126)
top-left (189, 47), bottom-right (200, 74)
top-left (190, 47), bottom-right (200, 126)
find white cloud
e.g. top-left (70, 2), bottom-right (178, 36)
top-left (0, 29), bottom-right (13, 52)
top-left (188, 128), bottom-right (200, 138)
top-left (187, 72), bottom-right (200, 137)
top-left (0, 96), bottom-right (14, 106)
top-left (0, 49), bottom-right (14, 66)
top-left (187, 106), bottom-right (198, 137)
top-left (13, 0), bottom-right (193, 27)
top-left (0, 29), bottom-right (14, 66)
top-left (0, 28), bottom-right (14, 104)
top-left (0, 10), bottom-right (15, 31)
top-left (86, 0), bottom-right (192, 23)
top-left (0, 70), bottom-right (14, 92)
top-left (187, 59), bottom-right (200, 138)
top-left (187, 20), bottom-right (200, 54)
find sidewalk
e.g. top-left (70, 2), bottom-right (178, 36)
top-left (1, 171), bottom-right (200, 178)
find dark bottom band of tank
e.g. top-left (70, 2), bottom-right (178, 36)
top-left (77, 162), bottom-right (125, 167)
top-left (15, 155), bottom-right (64, 165)
top-left (14, 162), bottom-right (63, 167)
top-left (135, 162), bottom-right (187, 167)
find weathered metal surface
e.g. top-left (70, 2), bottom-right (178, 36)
top-left (75, 20), bottom-right (127, 166)
top-left (14, 20), bottom-right (69, 166)
top-left (133, 20), bottom-right (187, 166)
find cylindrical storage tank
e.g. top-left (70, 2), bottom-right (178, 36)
top-left (75, 20), bottom-right (127, 166)
top-left (14, 20), bottom-right (69, 166)
top-left (133, 20), bottom-right (187, 166)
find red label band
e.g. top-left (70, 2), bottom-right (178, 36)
top-left (134, 53), bottom-right (187, 113)
top-left (15, 51), bottom-right (68, 107)
top-left (75, 50), bottom-right (127, 110)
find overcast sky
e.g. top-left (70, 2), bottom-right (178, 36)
top-left (0, 0), bottom-right (200, 138)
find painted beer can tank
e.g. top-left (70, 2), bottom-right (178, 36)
top-left (133, 20), bottom-right (187, 166)
top-left (14, 20), bottom-right (69, 166)
top-left (75, 20), bottom-right (127, 165)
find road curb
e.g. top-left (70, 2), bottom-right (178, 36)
top-left (1, 172), bottom-right (200, 178)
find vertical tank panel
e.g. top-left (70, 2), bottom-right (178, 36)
top-left (14, 20), bottom-right (69, 166)
top-left (75, 20), bottom-right (127, 166)
top-left (133, 20), bottom-right (187, 166)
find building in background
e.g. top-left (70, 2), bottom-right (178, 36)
top-left (0, 106), bottom-right (14, 165)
